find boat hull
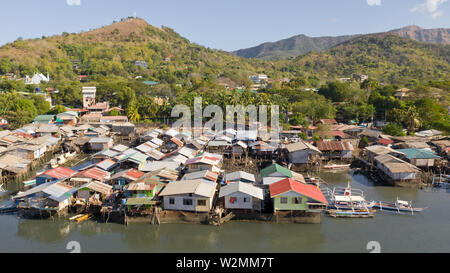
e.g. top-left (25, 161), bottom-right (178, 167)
top-left (373, 202), bottom-right (424, 213)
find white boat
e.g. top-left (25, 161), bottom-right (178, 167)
top-left (328, 182), bottom-right (374, 211)
top-left (373, 197), bottom-right (424, 214)
top-left (324, 164), bottom-right (350, 170)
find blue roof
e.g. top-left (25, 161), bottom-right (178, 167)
top-left (395, 149), bottom-right (440, 159)
top-left (142, 81), bottom-right (159, 85)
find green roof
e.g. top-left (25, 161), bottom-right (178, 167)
top-left (396, 149), bottom-right (440, 159)
top-left (142, 81), bottom-right (159, 85)
top-left (260, 164), bottom-right (292, 178)
top-left (33, 115), bottom-right (55, 122)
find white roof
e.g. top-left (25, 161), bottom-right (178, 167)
top-left (164, 129), bottom-right (179, 137)
top-left (150, 138), bottom-right (164, 146)
top-left (159, 179), bottom-right (217, 198)
top-left (164, 154), bottom-right (188, 165)
top-left (219, 182), bottom-right (264, 200)
top-left (111, 144), bottom-right (129, 152)
top-left (139, 161), bottom-right (181, 172)
top-left (225, 171), bottom-right (255, 182)
top-left (178, 147), bottom-right (196, 158)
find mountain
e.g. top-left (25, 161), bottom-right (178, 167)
top-left (234, 26), bottom-right (450, 60)
top-left (389, 26), bottom-right (450, 45)
top-left (289, 33), bottom-right (450, 84)
top-left (0, 19), bottom-right (448, 87)
top-left (0, 18), bottom-right (265, 86)
top-left (233, 34), bottom-right (359, 60)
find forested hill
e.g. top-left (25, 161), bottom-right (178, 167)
top-left (232, 34), bottom-right (359, 60)
top-left (288, 34), bottom-right (450, 84)
top-left (0, 18), bottom-right (448, 87)
top-left (0, 18), bottom-right (271, 87)
top-left (233, 26), bottom-right (450, 60)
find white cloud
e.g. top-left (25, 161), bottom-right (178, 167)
top-left (410, 0), bottom-right (448, 19)
top-left (66, 0), bottom-right (81, 6)
top-left (367, 0), bottom-right (382, 6)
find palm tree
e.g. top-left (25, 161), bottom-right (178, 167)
top-left (361, 79), bottom-right (379, 101)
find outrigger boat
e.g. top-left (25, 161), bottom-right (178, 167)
top-left (372, 198), bottom-right (424, 214)
top-left (327, 182), bottom-right (375, 211)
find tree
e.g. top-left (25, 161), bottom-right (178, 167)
top-left (361, 79), bottom-right (379, 101)
top-left (47, 105), bottom-right (67, 115)
top-left (291, 93), bottom-right (336, 124)
top-left (382, 123), bottom-right (406, 136)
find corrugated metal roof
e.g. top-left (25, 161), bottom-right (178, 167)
top-left (111, 144), bottom-right (129, 152)
top-left (139, 161), bottom-right (181, 172)
top-left (39, 167), bottom-right (77, 179)
top-left (181, 170), bottom-right (218, 182)
top-left (89, 137), bottom-right (113, 144)
top-left (317, 141), bottom-right (354, 151)
top-left (225, 171), bottom-right (255, 182)
top-left (286, 141), bottom-right (320, 153)
top-left (96, 159), bottom-right (117, 171)
top-left (79, 181), bottom-right (112, 195)
top-left (375, 154), bottom-right (421, 173)
top-left (76, 167), bottom-right (110, 182)
top-left (159, 180), bottom-right (217, 198)
top-left (395, 149), bottom-right (440, 159)
top-left (260, 164), bottom-right (292, 178)
top-left (219, 182), bottom-right (264, 200)
top-left (269, 178), bottom-right (328, 204)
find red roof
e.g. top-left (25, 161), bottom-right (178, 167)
top-left (378, 139), bottom-right (393, 145)
top-left (170, 137), bottom-right (184, 147)
top-left (125, 169), bottom-right (145, 180)
top-left (76, 167), bottom-right (110, 182)
top-left (40, 167), bottom-right (77, 179)
top-left (270, 178), bottom-right (328, 204)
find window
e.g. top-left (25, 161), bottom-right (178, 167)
top-left (293, 197), bottom-right (302, 204)
top-left (169, 198), bottom-right (175, 205)
top-left (243, 197), bottom-right (249, 203)
top-left (183, 198), bottom-right (193, 206)
top-left (197, 199), bottom-right (206, 206)
top-left (280, 197), bottom-right (288, 204)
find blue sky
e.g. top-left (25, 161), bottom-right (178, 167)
top-left (1, 0), bottom-right (449, 51)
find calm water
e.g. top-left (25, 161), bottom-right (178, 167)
top-left (1, 170), bottom-right (449, 253)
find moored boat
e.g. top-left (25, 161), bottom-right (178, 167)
top-left (324, 164), bottom-right (350, 170)
top-left (372, 198), bottom-right (424, 213)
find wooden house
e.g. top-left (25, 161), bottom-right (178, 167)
top-left (219, 182), bottom-right (264, 211)
top-left (395, 148), bottom-right (440, 168)
top-left (159, 179), bottom-right (217, 212)
top-left (269, 178), bottom-right (328, 213)
top-left (89, 137), bottom-right (114, 152)
top-left (374, 154), bottom-right (421, 183)
top-left (260, 164), bottom-right (305, 186)
top-left (108, 169), bottom-right (145, 190)
top-left (225, 171), bottom-right (256, 184)
top-left (316, 141), bottom-right (354, 160)
top-left (285, 141), bottom-right (321, 165)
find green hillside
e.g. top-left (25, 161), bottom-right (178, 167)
top-left (289, 34), bottom-right (450, 84)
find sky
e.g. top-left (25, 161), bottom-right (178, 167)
top-left (0, 0), bottom-right (449, 51)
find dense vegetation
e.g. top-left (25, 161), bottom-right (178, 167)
top-left (0, 18), bottom-right (448, 135)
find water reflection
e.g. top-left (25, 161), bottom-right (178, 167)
top-left (2, 170), bottom-right (449, 253)
top-left (17, 219), bottom-right (74, 243)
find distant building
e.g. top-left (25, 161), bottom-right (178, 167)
top-left (82, 87), bottom-right (96, 109)
top-left (395, 88), bottom-right (411, 100)
top-left (353, 74), bottom-right (369, 83)
top-left (25, 72), bottom-right (50, 85)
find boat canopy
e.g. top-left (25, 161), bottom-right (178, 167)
top-left (334, 195), bottom-right (366, 202)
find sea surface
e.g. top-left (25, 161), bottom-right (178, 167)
top-left (1, 170), bottom-right (449, 253)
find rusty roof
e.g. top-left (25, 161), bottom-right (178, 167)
top-left (316, 141), bottom-right (354, 151)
